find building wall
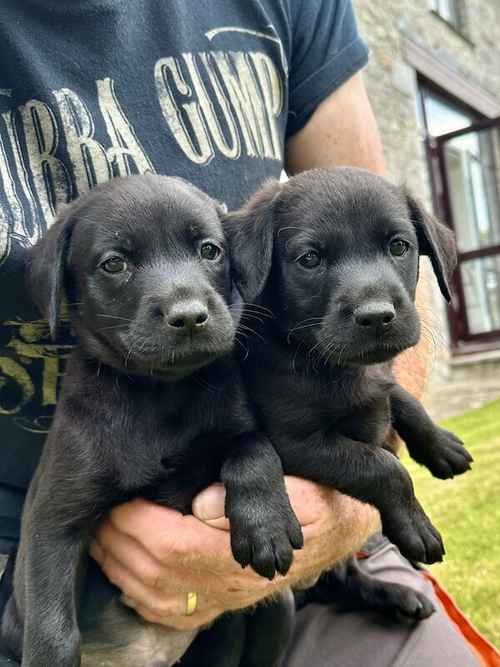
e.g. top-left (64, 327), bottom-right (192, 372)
top-left (354, 0), bottom-right (500, 199)
top-left (352, 0), bottom-right (500, 411)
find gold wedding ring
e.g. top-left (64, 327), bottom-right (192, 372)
top-left (185, 591), bottom-right (198, 616)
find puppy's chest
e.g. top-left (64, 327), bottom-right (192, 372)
top-left (255, 365), bottom-right (393, 436)
top-left (106, 381), bottom-right (243, 510)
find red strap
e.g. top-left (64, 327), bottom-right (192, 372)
top-left (421, 571), bottom-right (500, 667)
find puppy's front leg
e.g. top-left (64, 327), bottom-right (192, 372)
top-left (221, 433), bottom-right (303, 580)
top-left (20, 516), bottom-right (85, 666)
top-left (283, 433), bottom-right (444, 564)
top-left (391, 385), bottom-right (472, 479)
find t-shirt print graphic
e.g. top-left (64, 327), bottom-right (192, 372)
top-left (0, 318), bottom-right (73, 434)
top-left (0, 25), bottom-right (287, 439)
top-left (0, 31), bottom-right (285, 259)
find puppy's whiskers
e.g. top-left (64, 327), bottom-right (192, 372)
top-left (236, 323), bottom-right (266, 343)
top-left (123, 339), bottom-right (139, 368)
top-left (241, 303), bottom-right (274, 318)
top-left (306, 336), bottom-right (325, 361)
top-left (239, 313), bottom-right (265, 326)
top-left (287, 317), bottom-right (324, 344)
top-left (234, 334), bottom-right (249, 361)
top-left (194, 375), bottom-right (219, 394)
top-left (317, 338), bottom-right (345, 367)
top-left (229, 303), bottom-right (275, 322)
top-left (420, 321), bottom-right (443, 351)
top-left (290, 339), bottom-right (306, 376)
top-left (97, 323), bottom-right (129, 333)
top-left (97, 314), bottom-right (133, 322)
top-left (277, 226), bottom-right (305, 237)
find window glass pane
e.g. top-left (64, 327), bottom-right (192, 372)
top-left (461, 255), bottom-right (500, 334)
top-left (433, 0), bottom-right (460, 26)
top-left (423, 90), bottom-right (475, 136)
top-left (444, 127), bottom-right (500, 252)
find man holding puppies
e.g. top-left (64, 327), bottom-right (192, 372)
top-left (0, 0), bottom-right (479, 664)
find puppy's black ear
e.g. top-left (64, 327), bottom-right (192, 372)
top-left (223, 180), bottom-right (282, 302)
top-left (406, 193), bottom-right (457, 302)
top-left (26, 207), bottom-right (77, 340)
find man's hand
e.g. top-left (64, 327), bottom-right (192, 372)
top-left (90, 478), bottom-right (379, 630)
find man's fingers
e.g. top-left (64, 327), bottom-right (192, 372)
top-left (106, 498), bottom-right (232, 566)
top-left (92, 522), bottom-right (166, 590)
top-left (284, 477), bottom-right (337, 526)
top-left (192, 483), bottom-right (230, 529)
top-left (96, 499), bottom-right (277, 584)
top-left (127, 599), bottom-right (224, 630)
top-left (192, 478), bottom-right (366, 531)
top-left (93, 549), bottom-right (192, 616)
top-left (192, 478), bottom-right (333, 531)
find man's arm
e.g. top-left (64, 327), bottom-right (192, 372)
top-left (285, 71), bottom-right (386, 177)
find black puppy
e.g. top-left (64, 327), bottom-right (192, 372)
top-left (0, 175), bottom-right (303, 666)
top-left (224, 167), bottom-right (472, 619)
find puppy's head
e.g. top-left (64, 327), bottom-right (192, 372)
top-left (224, 168), bottom-right (456, 367)
top-left (27, 175), bottom-right (235, 378)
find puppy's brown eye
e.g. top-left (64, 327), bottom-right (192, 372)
top-left (102, 257), bottom-right (127, 273)
top-left (200, 243), bottom-right (221, 261)
top-left (298, 250), bottom-right (321, 269)
top-left (389, 240), bottom-right (410, 257)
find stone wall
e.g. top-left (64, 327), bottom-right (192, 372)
top-left (354, 0), bottom-right (500, 200)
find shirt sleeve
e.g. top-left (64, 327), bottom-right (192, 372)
top-left (286, 0), bottom-right (369, 138)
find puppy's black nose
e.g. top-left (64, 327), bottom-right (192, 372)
top-left (354, 302), bottom-right (396, 334)
top-left (164, 301), bottom-right (209, 331)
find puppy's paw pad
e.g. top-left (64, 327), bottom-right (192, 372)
top-left (384, 509), bottom-right (444, 565)
top-left (251, 536), bottom-right (284, 580)
top-left (231, 533), bottom-right (252, 570)
top-left (390, 589), bottom-right (435, 620)
top-left (230, 512), bottom-right (302, 579)
top-left (231, 527), bottom-right (294, 579)
top-left (423, 429), bottom-right (472, 479)
top-left (228, 494), bottom-right (303, 579)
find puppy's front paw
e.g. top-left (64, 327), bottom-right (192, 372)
top-left (383, 503), bottom-right (444, 565)
top-left (419, 429), bottom-right (472, 480)
top-left (229, 501), bottom-right (303, 580)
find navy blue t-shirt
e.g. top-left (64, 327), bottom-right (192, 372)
top-left (0, 0), bottom-right (368, 547)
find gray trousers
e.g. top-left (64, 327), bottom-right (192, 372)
top-left (285, 538), bottom-right (480, 667)
top-left (0, 542), bottom-right (480, 667)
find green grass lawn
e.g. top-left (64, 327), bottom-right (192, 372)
top-left (402, 398), bottom-right (500, 648)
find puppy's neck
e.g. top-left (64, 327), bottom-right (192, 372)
top-left (73, 347), bottom-right (232, 390)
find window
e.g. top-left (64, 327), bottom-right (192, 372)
top-left (419, 83), bottom-right (500, 349)
top-left (430, 0), bottom-right (462, 31)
